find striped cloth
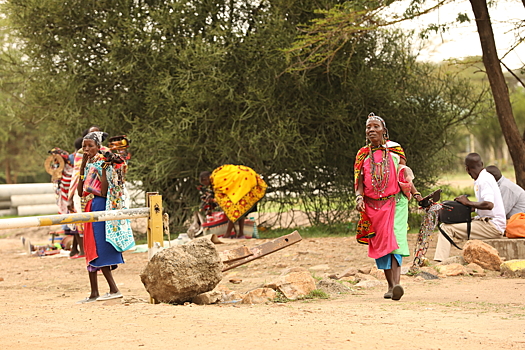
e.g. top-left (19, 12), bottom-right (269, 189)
top-left (56, 164), bottom-right (73, 214)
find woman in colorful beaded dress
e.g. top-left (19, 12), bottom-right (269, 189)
top-left (76, 131), bottom-right (134, 304)
top-left (354, 113), bottom-right (423, 301)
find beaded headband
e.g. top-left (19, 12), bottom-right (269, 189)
top-left (366, 112), bottom-right (386, 129)
top-left (365, 112), bottom-right (389, 141)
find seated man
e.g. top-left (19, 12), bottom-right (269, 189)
top-left (485, 165), bottom-right (525, 219)
top-left (434, 153), bottom-right (506, 261)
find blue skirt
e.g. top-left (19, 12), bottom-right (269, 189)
top-left (88, 196), bottom-right (124, 269)
top-left (375, 254), bottom-right (402, 270)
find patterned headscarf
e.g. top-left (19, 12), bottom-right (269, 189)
top-left (49, 147), bottom-right (69, 160)
top-left (83, 131), bottom-right (108, 147)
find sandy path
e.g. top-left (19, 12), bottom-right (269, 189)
top-left (1, 227), bottom-right (524, 350)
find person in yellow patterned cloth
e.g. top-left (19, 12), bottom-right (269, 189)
top-left (199, 165), bottom-right (267, 238)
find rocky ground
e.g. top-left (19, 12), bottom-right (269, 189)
top-left (1, 222), bottom-right (524, 350)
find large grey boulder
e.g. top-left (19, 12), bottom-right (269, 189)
top-left (140, 237), bottom-right (223, 304)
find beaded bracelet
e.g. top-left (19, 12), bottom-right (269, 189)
top-left (356, 194), bottom-right (363, 201)
top-left (80, 175), bottom-right (85, 180)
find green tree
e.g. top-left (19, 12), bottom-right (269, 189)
top-left (285, 0), bottom-right (525, 186)
top-left (3, 0), bottom-right (487, 230)
top-left (0, 13), bottom-right (47, 184)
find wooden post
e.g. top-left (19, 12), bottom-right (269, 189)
top-left (146, 192), bottom-right (163, 304)
top-left (146, 192), bottom-right (163, 249)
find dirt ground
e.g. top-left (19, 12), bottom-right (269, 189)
top-left (1, 224), bottom-right (525, 350)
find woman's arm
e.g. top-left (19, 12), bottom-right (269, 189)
top-left (101, 165), bottom-right (110, 198)
top-left (410, 182), bottom-right (424, 202)
top-left (77, 153), bottom-right (89, 197)
top-left (355, 172), bottom-right (365, 212)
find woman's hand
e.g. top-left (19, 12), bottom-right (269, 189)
top-left (414, 193), bottom-right (424, 202)
top-left (67, 199), bottom-right (75, 213)
top-left (81, 151), bottom-right (89, 164)
top-left (356, 196), bottom-right (365, 212)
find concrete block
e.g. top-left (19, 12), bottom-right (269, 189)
top-left (482, 238), bottom-right (525, 261)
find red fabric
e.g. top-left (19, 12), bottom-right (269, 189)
top-left (83, 200), bottom-right (98, 265)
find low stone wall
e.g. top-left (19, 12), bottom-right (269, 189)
top-left (482, 238), bottom-right (525, 261)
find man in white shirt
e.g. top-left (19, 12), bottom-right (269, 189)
top-left (434, 153), bottom-right (506, 261)
top-left (486, 165), bottom-right (525, 219)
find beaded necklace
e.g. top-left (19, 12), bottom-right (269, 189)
top-left (368, 143), bottom-right (391, 197)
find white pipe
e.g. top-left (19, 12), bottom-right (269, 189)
top-left (17, 204), bottom-right (59, 217)
top-left (11, 194), bottom-right (57, 206)
top-left (0, 207), bottom-right (150, 230)
top-left (0, 208), bottom-right (17, 216)
top-left (0, 183), bottom-right (55, 197)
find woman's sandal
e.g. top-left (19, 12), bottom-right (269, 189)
top-left (76, 296), bottom-right (98, 304)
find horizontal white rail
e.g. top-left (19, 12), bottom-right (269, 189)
top-left (0, 207), bottom-right (150, 230)
top-left (0, 183), bottom-right (55, 197)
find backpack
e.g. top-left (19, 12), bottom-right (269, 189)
top-left (438, 200), bottom-right (473, 250)
top-left (505, 212), bottom-right (525, 238)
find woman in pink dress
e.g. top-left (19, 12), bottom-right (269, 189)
top-left (354, 113), bottom-right (423, 300)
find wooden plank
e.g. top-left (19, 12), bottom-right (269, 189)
top-left (222, 231), bottom-right (302, 272)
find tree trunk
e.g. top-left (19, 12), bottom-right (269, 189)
top-left (470, 0), bottom-right (525, 187)
top-left (5, 159), bottom-right (12, 184)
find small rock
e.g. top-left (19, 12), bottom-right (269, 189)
top-left (465, 262), bottom-right (485, 276)
top-left (266, 267), bottom-right (316, 300)
top-left (355, 280), bottom-right (384, 289)
top-left (439, 255), bottom-right (466, 266)
top-left (241, 288), bottom-right (276, 304)
top-left (354, 273), bottom-right (378, 282)
top-left (223, 291), bottom-right (243, 302)
top-left (358, 266), bottom-right (372, 274)
top-left (336, 267), bottom-right (358, 279)
top-left (229, 278), bottom-right (242, 284)
top-left (369, 266), bottom-right (385, 280)
top-left (500, 260), bottom-right (525, 278)
top-left (192, 291), bottom-right (223, 305)
top-left (437, 263), bottom-right (467, 276)
top-left (214, 285), bottom-right (232, 293)
top-left (309, 264), bottom-right (331, 271)
top-left (0, 277), bottom-right (4, 282)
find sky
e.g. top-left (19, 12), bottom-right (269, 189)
top-left (392, 0), bottom-right (525, 69)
